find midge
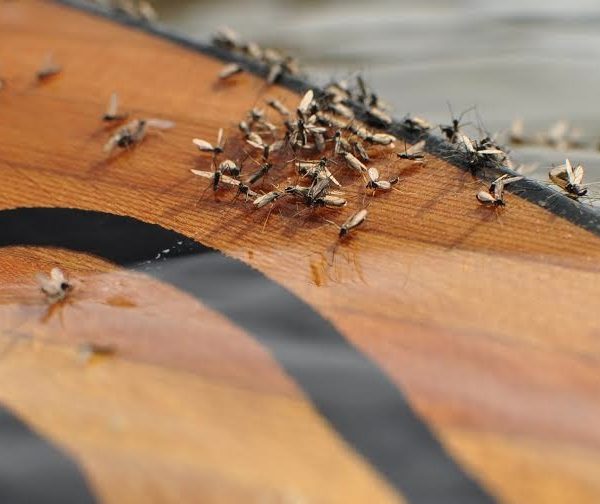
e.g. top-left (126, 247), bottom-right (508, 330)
top-left (103, 118), bottom-right (174, 153)
top-left (212, 26), bottom-right (241, 50)
top-left (246, 138), bottom-right (284, 160)
top-left (297, 89), bottom-right (315, 120)
top-left (314, 195), bottom-right (347, 208)
top-left (367, 106), bottom-right (392, 126)
top-left (549, 159), bottom-right (588, 198)
top-left (457, 133), bottom-right (505, 161)
top-left (218, 63), bottom-right (243, 80)
top-left (366, 167), bottom-right (398, 192)
top-left (266, 98), bottom-right (290, 117)
top-left (102, 92), bottom-right (128, 122)
top-left (398, 140), bottom-right (426, 162)
top-left (328, 208), bottom-right (368, 238)
top-left (296, 158), bottom-right (341, 187)
top-left (218, 159), bottom-right (241, 177)
top-left (36, 267), bottom-right (72, 304)
top-left (343, 152), bottom-right (368, 174)
top-left (333, 130), bottom-right (350, 156)
top-left (36, 53), bottom-right (62, 81)
top-left (247, 162), bottom-right (273, 185)
top-left (190, 169), bottom-right (258, 197)
top-left (365, 133), bottom-right (396, 147)
top-left (403, 115), bottom-right (432, 133)
top-left (476, 174), bottom-right (522, 207)
top-left (440, 105), bottom-right (473, 143)
top-left (350, 139), bottom-right (370, 161)
top-left (193, 128), bottom-right (225, 158)
top-left (253, 190), bottom-right (285, 209)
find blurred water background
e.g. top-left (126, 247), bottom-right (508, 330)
top-left (152, 0), bottom-right (600, 192)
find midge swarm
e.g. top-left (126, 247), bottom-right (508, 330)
top-left (180, 27), bottom-right (573, 240)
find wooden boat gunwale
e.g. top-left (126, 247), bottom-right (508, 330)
top-left (53, 0), bottom-right (600, 238)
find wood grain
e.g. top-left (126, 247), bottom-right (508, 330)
top-left (1, 1), bottom-right (600, 503)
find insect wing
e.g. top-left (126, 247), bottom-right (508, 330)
top-left (219, 63), bottom-right (242, 79)
top-left (344, 209), bottom-right (368, 230)
top-left (457, 133), bottom-right (475, 152)
top-left (193, 139), bottom-right (215, 152)
top-left (216, 128), bottom-right (224, 149)
top-left (246, 139), bottom-right (265, 150)
top-left (573, 164), bottom-right (584, 185)
top-left (549, 166), bottom-right (569, 189)
top-left (146, 119), bottom-right (175, 130)
top-left (50, 267), bottom-right (67, 285)
top-left (106, 92), bottom-right (118, 117)
top-left (407, 140), bottom-right (425, 156)
top-left (297, 89), bottom-right (314, 116)
top-left (367, 167), bottom-right (379, 183)
top-left (190, 169), bottom-right (215, 179)
top-left (476, 190), bottom-right (496, 205)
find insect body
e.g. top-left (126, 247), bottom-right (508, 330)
top-left (366, 133), bottom-right (396, 146)
top-left (366, 167), bottom-right (397, 191)
top-left (339, 209), bottom-right (368, 237)
top-left (218, 159), bottom-right (241, 177)
top-left (297, 158), bottom-right (341, 187)
top-left (190, 169), bottom-right (258, 197)
top-left (253, 190), bottom-right (285, 209)
top-left (36, 268), bottom-right (72, 304)
top-left (104, 118), bottom-right (173, 153)
top-left (549, 159), bottom-right (588, 197)
top-left (367, 106), bottom-right (392, 126)
top-left (403, 115), bottom-right (432, 133)
top-left (219, 63), bottom-right (243, 80)
top-left (440, 105), bottom-right (472, 143)
top-left (266, 98), bottom-right (290, 117)
top-left (246, 138), bottom-right (284, 160)
top-left (297, 90), bottom-right (314, 120)
top-left (314, 195), bottom-right (347, 208)
top-left (247, 162), bottom-right (273, 185)
top-left (36, 53), bottom-right (62, 81)
top-left (193, 128), bottom-right (225, 157)
top-left (398, 140), bottom-right (426, 162)
top-left (476, 175), bottom-right (522, 207)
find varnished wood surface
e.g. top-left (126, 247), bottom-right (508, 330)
top-left (2, 1), bottom-right (600, 503)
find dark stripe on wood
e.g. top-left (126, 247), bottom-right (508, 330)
top-left (0, 206), bottom-right (495, 504)
top-left (0, 408), bottom-right (96, 504)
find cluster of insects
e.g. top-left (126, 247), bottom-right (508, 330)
top-left (213, 27), bottom-right (301, 85)
top-left (97, 91), bottom-right (176, 153)
top-left (398, 104), bottom-right (597, 203)
top-left (91, 0), bottom-right (158, 22)
top-left (190, 68), bottom-right (427, 239)
top-left (509, 118), bottom-right (588, 151)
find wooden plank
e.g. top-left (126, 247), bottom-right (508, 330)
top-left (1, 1), bottom-right (600, 503)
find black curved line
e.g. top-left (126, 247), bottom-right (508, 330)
top-left (54, 0), bottom-right (600, 238)
top-left (0, 207), bottom-right (494, 504)
top-left (0, 408), bottom-right (96, 504)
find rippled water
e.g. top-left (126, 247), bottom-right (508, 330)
top-left (153, 0), bottom-right (600, 190)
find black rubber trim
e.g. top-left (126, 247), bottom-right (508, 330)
top-left (0, 408), bottom-right (96, 504)
top-left (0, 206), bottom-right (495, 504)
top-left (52, 0), bottom-right (600, 238)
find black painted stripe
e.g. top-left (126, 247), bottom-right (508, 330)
top-left (0, 207), bottom-right (495, 503)
top-left (53, 0), bottom-right (600, 238)
top-left (0, 408), bottom-right (96, 504)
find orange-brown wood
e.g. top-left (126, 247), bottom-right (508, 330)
top-left (2, 1), bottom-right (600, 503)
